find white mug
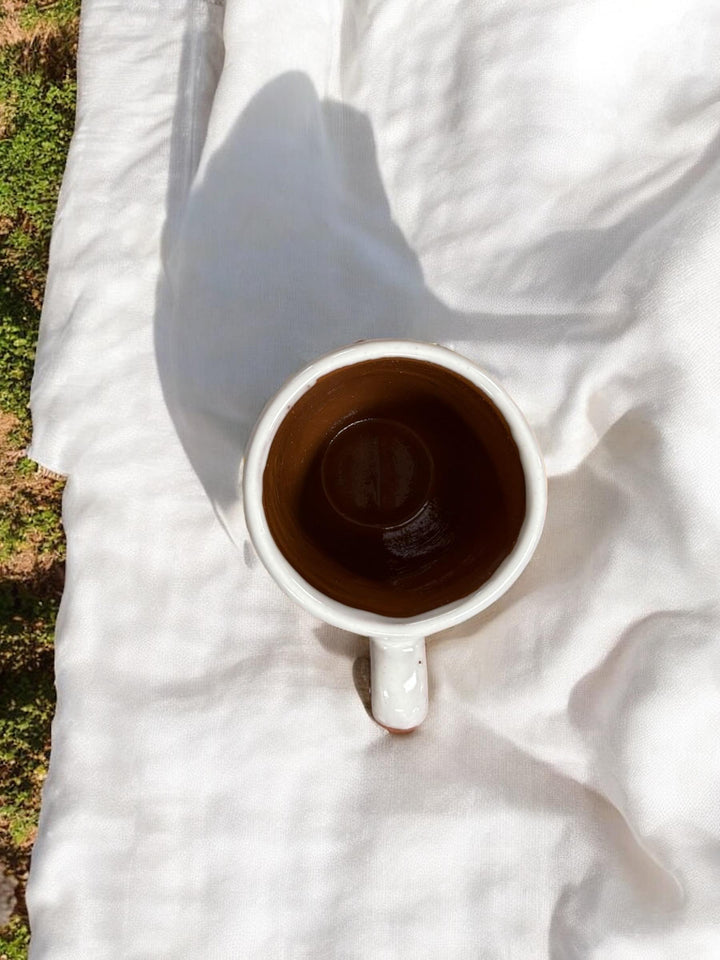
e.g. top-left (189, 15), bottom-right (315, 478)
top-left (243, 340), bottom-right (547, 732)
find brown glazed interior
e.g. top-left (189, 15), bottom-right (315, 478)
top-left (262, 357), bottom-right (526, 617)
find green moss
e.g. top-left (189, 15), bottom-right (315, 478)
top-left (0, 12), bottom-right (78, 425)
top-left (0, 915), bottom-right (31, 959)
top-left (0, 579), bottom-right (58, 953)
top-left (0, 575), bottom-right (60, 885)
top-left (19, 0), bottom-right (80, 30)
top-left (0, 506), bottom-right (65, 567)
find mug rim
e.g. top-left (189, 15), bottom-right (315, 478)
top-left (243, 339), bottom-right (547, 640)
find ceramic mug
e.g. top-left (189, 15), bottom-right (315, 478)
top-left (243, 340), bottom-right (546, 732)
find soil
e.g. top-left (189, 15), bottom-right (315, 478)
top-left (0, 410), bottom-right (64, 580)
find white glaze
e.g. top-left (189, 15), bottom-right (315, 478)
top-left (370, 636), bottom-right (428, 732)
top-left (243, 340), bottom-right (547, 732)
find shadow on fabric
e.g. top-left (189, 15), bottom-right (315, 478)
top-left (154, 70), bottom-right (488, 545)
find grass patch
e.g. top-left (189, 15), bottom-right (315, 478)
top-left (0, 0), bottom-right (78, 952)
top-left (0, 915), bottom-right (31, 960)
top-left (0, 0), bottom-right (78, 429)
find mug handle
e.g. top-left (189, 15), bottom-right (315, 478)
top-left (369, 636), bottom-right (428, 733)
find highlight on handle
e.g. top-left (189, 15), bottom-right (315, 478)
top-left (369, 636), bottom-right (428, 733)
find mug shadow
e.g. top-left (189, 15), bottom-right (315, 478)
top-left (313, 623), bottom-right (372, 719)
top-left (155, 70), bottom-right (486, 545)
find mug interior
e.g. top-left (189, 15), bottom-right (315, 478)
top-left (261, 355), bottom-right (527, 617)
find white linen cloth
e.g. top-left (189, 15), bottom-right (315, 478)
top-left (27, 0), bottom-right (720, 956)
